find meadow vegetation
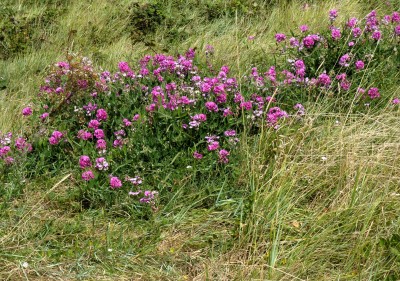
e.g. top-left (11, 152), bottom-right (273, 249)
top-left (1, 0), bottom-right (400, 280)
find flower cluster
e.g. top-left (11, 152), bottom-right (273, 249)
top-left (4, 8), bottom-right (399, 209)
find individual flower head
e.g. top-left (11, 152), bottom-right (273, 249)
top-left (395, 25), bottom-right (400, 36)
top-left (347, 17), bottom-right (358, 28)
top-left (95, 157), bottom-right (109, 171)
top-left (329, 9), bottom-right (338, 21)
top-left (275, 33), bottom-right (286, 43)
top-left (193, 151), bottom-right (203, 159)
top-left (392, 98), bottom-right (400, 105)
top-left (368, 87), bottom-right (380, 99)
top-left (49, 130), bottom-right (63, 145)
top-left (299, 25), bottom-right (309, 32)
top-left (372, 30), bottom-right (382, 41)
top-left (218, 149), bottom-right (230, 164)
top-left (96, 139), bottom-right (107, 153)
top-left (82, 170), bottom-right (95, 181)
top-left (208, 141), bottom-right (220, 151)
top-left (205, 101), bottom-right (218, 112)
top-left (0, 146), bottom-right (10, 157)
top-left (4, 156), bottom-right (14, 165)
top-left (355, 60), bottom-right (365, 70)
top-left (22, 107), bottom-right (33, 116)
top-left (331, 27), bottom-right (341, 40)
top-left (126, 176), bottom-right (143, 186)
top-left (77, 130), bottom-right (93, 140)
top-left (352, 27), bottom-right (362, 38)
top-left (123, 118), bottom-right (132, 127)
top-left (393, 12), bottom-right (400, 23)
top-left (15, 137), bottom-right (32, 152)
top-left (318, 73), bottom-right (331, 87)
top-left (302, 35), bottom-right (315, 48)
top-left (294, 103), bottom-right (305, 116)
top-left (39, 112), bottom-right (49, 121)
top-left (240, 101), bottom-right (253, 110)
top-left (339, 54), bottom-right (351, 67)
top-left (88, 119), bottom-right (100, 129)
top-left (94, 129), bottom-right (105, 139)
top-left (79, 155), bottom-right (92, 169)
top-left (224, 130), bottom-right (236, 137)
top-left (96, 109), bottom-right (108, 121)
top-left (110, 176), bottom-right (122, 189)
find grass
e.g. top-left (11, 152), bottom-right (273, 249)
top-left (1, 0), bottom-right (400, 280)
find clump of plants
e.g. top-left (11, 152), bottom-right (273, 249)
top-left (1, 8), bottom-right (399, 210)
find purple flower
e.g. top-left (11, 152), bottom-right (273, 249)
top-left (395, 25), bottom-right (400, 36)
top-left (302, 35), bottom-right (315, 48)
top-left (275, 33), bottom-right (286, 43)
top-left (317, 73), bottom-right (331, 87)
top-left (95, 157), bottom-right (109, 171)
top-left (79, 155), bottom-right (92, 169)
top-left (223, 108), bottom-right (233, 117)
top-left (96, 139), bottom-right (107, 152)
top-left (289, 37), bottom-right (300, 47)
top-left (82, 170), bottom-right (95, 181)
top-left (340, 80), bottom-right (351, 91)
top-left (294, 103), bottom-right (305, 116)
top-left (267, 107), bottom-right (288, 127)
top-left (331, 27), bottom-right (341, 40)
top-left (218, 149), bottom-right (230, 164)
top-left (193, 113), bottom-right (207, 122)
top-left (88, 119), bottom-right (100, 129)
top-left (0, 146), bottom-right (10, 157)
top-left (113, 139), bottom-right (124, 148)
top-left (22, 107), bottom-right (33, 116)
top-left (96, 109), bottom-right (108, 121)
top-left (77, 130), bottom-right (92, 140)
top-left (208, 141), bottom-right (220, 151)
top-left (94, 129), bottom-right (105, 139)
top-left (299, 25), bottom-right (309, 32)
top-left (339, 54), bottom-right (351, 67)
top-left (329, 9), bottom-right (338, 21)
top-left (368, 87), bottom-right (380, 99)
top-left (39, 112), bottom-right (49, 121)
top-left (352, 27), bottom-right (362, 38)
top-left (347, 17), bottom-right (358, 28)
top-left (224, 130), bottom-right (236, 137)
top-left (126, 176), bottom-right (143, 186)
top-left (15, 137), bottom-right (32, 152)
top-left (240, 101), bottom-right (252, 111)
top-left (110, 176), bottom-right (122, 189)
top-left (205, 101), bottom-right (218, 112)
top-left (49, 130), bottom-right (63, 145)
top-left (4, 157), bottom-right (14, 165)
top-left (123, 118), bottom-right (132, 127)
top-left (355, 60), bottom-right (365, 70)
top-left (48, 137), bottom-right (58, 145)
top-left (392, 98), bottom-right (400, 105)
top-left (118, 61), bottom-right (131, 73)
top-left (393, 12), bottom-right (400, 23)
top-left (193, 151), bottom-right (203, 159)
top-left (372, 30), bottom-right (382, 41)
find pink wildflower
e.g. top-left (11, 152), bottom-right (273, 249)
top-left (110, 176), bottom-right (122, 189)
top-left (82, 170), bottom-right (95, 181)
top-left (193, 151), bottom-right (203, 159)
top-left (22, 107), bottom-right (33, 116)
top-left (79, 155), bottom-right (92, 169)
top-left (96, 109), bottom-right (108, 121)
top-left (368, 87), bottom-right (380, 99)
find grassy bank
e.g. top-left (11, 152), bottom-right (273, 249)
top-left (1, 0), bottom-right (400, 280)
